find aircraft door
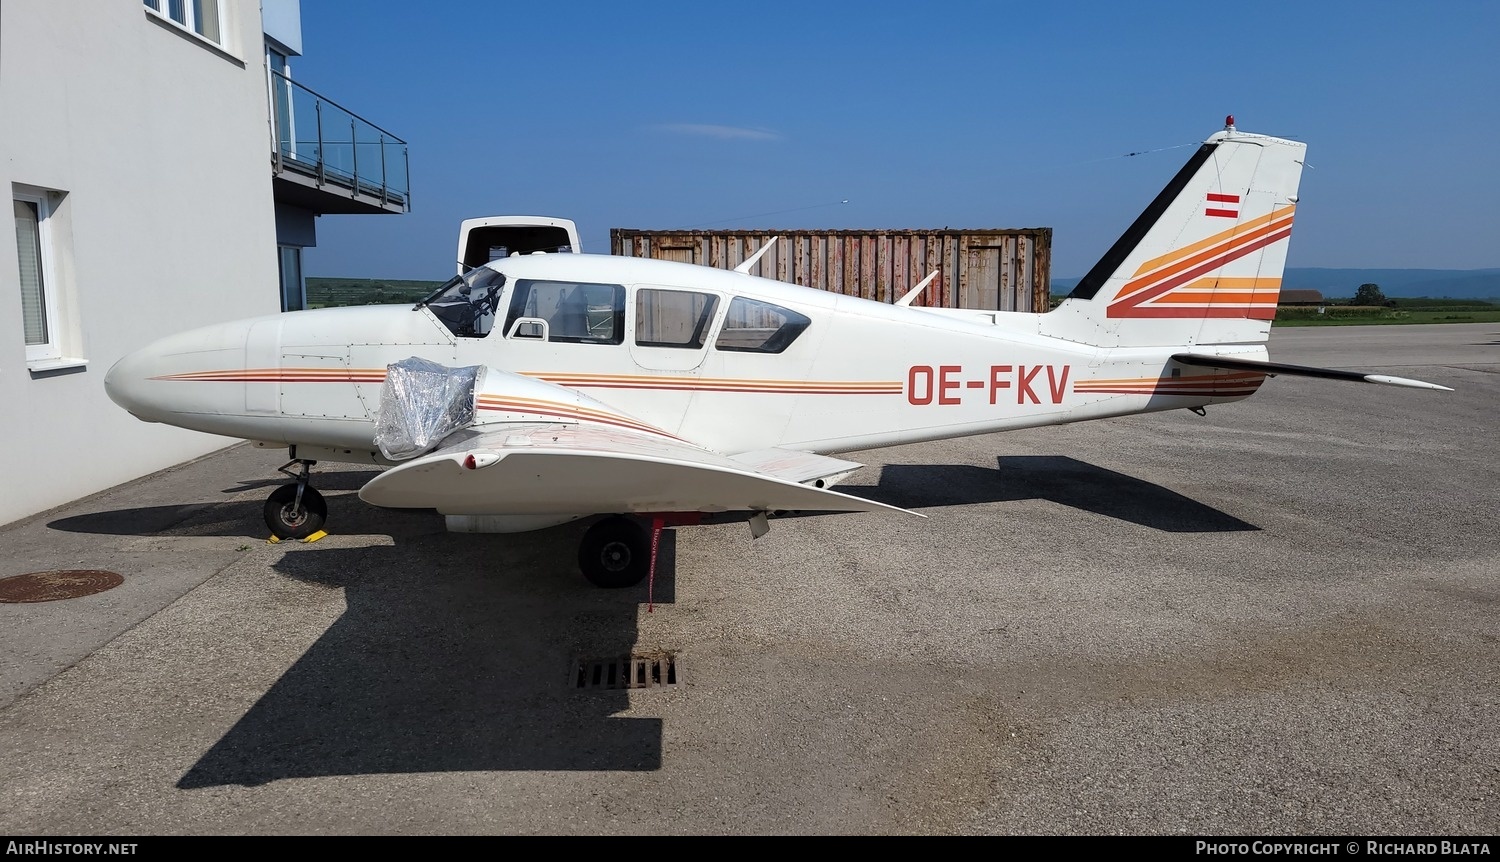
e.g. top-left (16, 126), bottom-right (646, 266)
top-left (628, 286), bottom-right (721, 372)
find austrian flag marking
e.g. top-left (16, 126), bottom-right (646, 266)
top-left (1205, 192), bottom-right (1240, 218)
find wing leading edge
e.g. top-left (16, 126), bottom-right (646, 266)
top-left (1171, 353), bottom-right (1453, 391)
top-left (358, 423), bottom-right (921, 518)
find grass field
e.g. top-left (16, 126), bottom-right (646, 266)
top-left (1272, 308), bottom-right (1500, 325)
top-left (1273, 309), bottom-right (1500, 326)
top-left (305, 277), bottom-right (443, 309)
top-left (1273, 299), bottom-right (1500, 326)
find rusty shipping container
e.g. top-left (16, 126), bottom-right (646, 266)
top-left (609, 228), bottom-right (1052, 312)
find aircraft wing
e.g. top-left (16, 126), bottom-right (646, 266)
top-left (1171, 353), bottom-right (1454, 391)
top-left (358, 422), bottom-right (920, 518)
top-left (726, 448), bottom-right (865, 485)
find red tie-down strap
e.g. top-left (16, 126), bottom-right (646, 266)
top-left (646, 512), bottom-right (703, 612)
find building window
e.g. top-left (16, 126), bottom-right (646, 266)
top-left (144, 0), bottom-right (225, 46)
top-left (278, 246), bottom-right (304, 312)
top-left (13, 193), bottom-right (60, 363)
top-left (268, 48), bottom-right (294, 162)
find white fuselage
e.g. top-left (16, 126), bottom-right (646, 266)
top-left (104, 253), bottom-right (1265, 465)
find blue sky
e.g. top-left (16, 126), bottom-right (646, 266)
top-left (293, 0), bottom-right (1499, 280)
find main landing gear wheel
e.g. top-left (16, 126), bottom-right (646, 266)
top-left (264, 484), bottom-right (327, 540)
top-left (578, 516), bottom-right (650, 589)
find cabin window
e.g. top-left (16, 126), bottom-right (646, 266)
top-left (714, 297), bottom-right (810, 354)
top-left (505, 279), bottom-right (625, 344)
top-left (635, 289), bottom-right (719, 349)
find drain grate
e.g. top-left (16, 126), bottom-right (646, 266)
top-left (573, 651), bottom-right (680, 691)
top-left (0, 570), bottom-right (124, 603)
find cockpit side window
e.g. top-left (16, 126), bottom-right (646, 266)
top-left (714, 297), bottom-right (811, 354)
top-left (504, 279), bottom-right (626, 344)
top-left (636, 289), bottom-right (720, 349)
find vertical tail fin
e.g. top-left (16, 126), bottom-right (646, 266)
top-left (1041, 118), bottom-right (1306, 349)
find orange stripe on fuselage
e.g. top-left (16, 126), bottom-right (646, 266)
top-left (1073, 371), bottom-right (1265, 397)
top-left (474, 395), bottom-right (683, 441)
top-left (524, 372), bottom-right (901, 393)
top-left (153, 371), bottom-right (388, 382)
top-left (154, 369), bottom-right (902, 394)
top-left (1076, 372), bottom-right (1265, 385)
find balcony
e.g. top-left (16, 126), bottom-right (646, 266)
top-left (270, 71), bottom-right (409, 215)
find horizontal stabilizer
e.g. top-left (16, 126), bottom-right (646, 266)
top-left (1172, 353), bottom-right (1453, 391)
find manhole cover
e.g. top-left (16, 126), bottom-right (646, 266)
top-left (573, 652), bottom-right (680, 691)
top-left (0, 570), bottom-right (124, 603)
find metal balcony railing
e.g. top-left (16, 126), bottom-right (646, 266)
top-left (270, 71), bottom-right (409, 210)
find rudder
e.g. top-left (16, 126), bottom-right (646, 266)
top-left (1041, 118), bottom-right (1306, 349)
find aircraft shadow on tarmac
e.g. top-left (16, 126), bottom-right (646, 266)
top-left (46, 470), bottom-right (404, 539)
top-left (45, 455), bottom-right (1246, 785)
top-left (842, 455), bottom-right (1259, 533)
top-left (48, 458), bottom-right (1253, 539)
top-left (45, 473), bottom-right (672, 784)
top-left (176, 521), bottom-right (676, 787)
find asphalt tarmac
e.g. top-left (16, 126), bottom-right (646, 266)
top-left (1, 322), bottom-right (1495, 836)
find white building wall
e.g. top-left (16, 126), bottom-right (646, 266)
top-left (0, 0), bottom-right (281, 527)
top-left (261, 0), bottom-right (303, 56)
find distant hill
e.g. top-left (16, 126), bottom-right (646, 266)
top-left (1051, 268), bottom-right (1500, 300)
top-left (1280, 268), bottom-right (1500, 299)
top-left (305, 277), bottom-right (443, 308)
top-left (311, 269), bottom-right (1499, 308)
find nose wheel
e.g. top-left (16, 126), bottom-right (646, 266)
top-left (263, 457), bottom-right (327, 540)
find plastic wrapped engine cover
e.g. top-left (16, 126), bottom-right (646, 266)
top-left (373, 357), bottom-right (484, 461)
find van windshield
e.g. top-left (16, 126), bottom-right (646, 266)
top-left (417, 266), bottom-right (507, 338)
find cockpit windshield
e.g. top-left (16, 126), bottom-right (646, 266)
top-left (416, 266), bottom-right (507, 338)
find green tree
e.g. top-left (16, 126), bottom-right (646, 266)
top-left (1352, 283), bottom-right (1387, 306)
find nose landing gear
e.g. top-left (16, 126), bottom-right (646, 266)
top-left (264, 456), bottom-right (327, 540)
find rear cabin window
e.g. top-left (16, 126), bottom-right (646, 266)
top-left (714, 297), bottom-right (811, 354)
top-left (636, 289), bottom-right (719, 349)
top-left (504, 279), bottom-right (625, 344)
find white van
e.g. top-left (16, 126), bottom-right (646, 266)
top-left (456, 216), bottom-right (582, 274)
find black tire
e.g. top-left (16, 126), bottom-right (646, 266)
top-left (263, 484), bottom-right (327, 540)
top-left (577, 516), bottom-right (650, 589)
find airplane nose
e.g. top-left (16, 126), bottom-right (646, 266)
top-left (104, 347), bottom-right (159, 421)
top-left (103, 316), bottom-right (263, 427)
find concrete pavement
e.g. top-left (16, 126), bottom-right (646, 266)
top-left (1, 323), bottom-right (1496, 835)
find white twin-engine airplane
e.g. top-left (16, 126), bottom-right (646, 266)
top-left (105, 119), bottom-right (1450, 589)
